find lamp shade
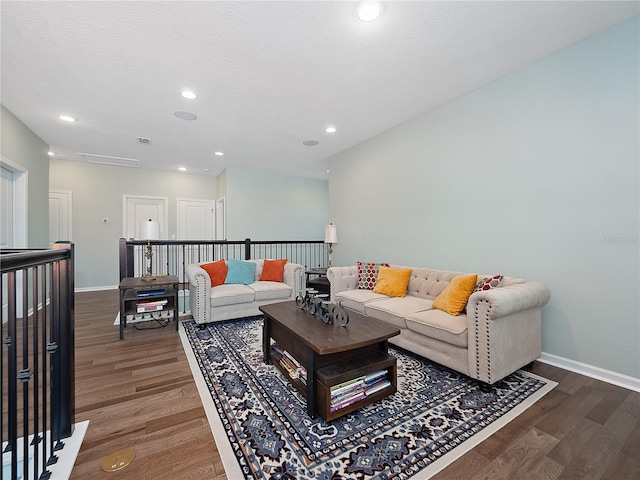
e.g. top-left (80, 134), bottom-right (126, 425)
top-left (140, 219), bottom-right (160, 240)
top-left (324, 224), bottom-right (337, 244)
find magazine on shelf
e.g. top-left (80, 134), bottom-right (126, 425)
top-left (365, 378), bottom-right (391, 396)
top-left (136, 289), bottom-right (166, 297)
top-left (330, 392), bottom-right (366, 412)
top-left (330, 376), bottom-right (366, 394)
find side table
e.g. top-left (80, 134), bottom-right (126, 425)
top-left (119, 275), bottom-right (179, 340)
top-left (305, 268), bottom-right (330, 295)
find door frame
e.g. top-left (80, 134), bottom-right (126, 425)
top-left (215, 196), bottom-right (226, 240)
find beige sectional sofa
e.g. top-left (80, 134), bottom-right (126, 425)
top-left (186, 259), bottom-right (304, 324)
top-left (327, 265), bottom-right (550, 385)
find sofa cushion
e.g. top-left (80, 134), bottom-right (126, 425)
top-left (357, 261), bottom-right (389, 290)
top-left (250, 281), bottom-right (292, 301)
top-left (365, 296), bottom-right (433, 329)
top-left (432, 274), bottom-right (478, 316)
top-left (373, 267), bottom-right (413, 297)
top-left (210, 284), bottom-right (255, 307)
top-left (405, 309), bottom-right (468, 347)
top-left (225, 259), bottom-right (257, 285)
top-left (335, 289), bottom-right (388, 315)
top-left (201, 260), bottom-right (228, 287)
top-left (260, 259), bottom-right (288, 282)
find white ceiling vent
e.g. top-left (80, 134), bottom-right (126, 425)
top-left (137, 137), bottom-right (151, 144)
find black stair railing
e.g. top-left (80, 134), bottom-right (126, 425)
top-left (118, 237), bottom-right (327, 281)
top-left (1, 242), bottom-right (75, 480)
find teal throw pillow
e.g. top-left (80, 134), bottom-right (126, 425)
top-left (224, 259), bottom-right (256, 285)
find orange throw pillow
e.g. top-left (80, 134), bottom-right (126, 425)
top-left (260, 259), bottom-right (288, 282)
top-left (201, 260), bottom-right (228, 287)
top-left (432, 274), bottom-right (478, 316)
top-left (373, 266), bottom-right (413, 297)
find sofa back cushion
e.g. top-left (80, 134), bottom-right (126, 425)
top-left (392, 265), bottom-right (523, 300)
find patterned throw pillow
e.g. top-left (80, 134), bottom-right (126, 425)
top-left (357, 261), bottom-right (390, 290)
top-left (474, 274), bottom-right (504, 292)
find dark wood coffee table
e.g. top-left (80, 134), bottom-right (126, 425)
top-left (260, 301), bottom-right (400, 421)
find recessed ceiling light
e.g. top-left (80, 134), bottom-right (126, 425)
top-left (358, 2), bottom-right (381, 22)
top-left (48, 151), bottom-right (55, 156)
top-left (59, 115), bottom-right (76, 122)
top-left (214, 151), bottom-right (224, 156)
top-left (303, 140), bottom-right (319, 146)
top-left (178, 167), bottom-right (187, 171)
top-left (174, 111), bottom-right (197, 121)
top-left (325, 127), bottom-right (337, 134)
top-left (181, 90), bottom-right (197, 100)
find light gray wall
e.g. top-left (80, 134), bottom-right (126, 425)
top-left (1, 105), bottom-right (49, 248)
top-left (328, 18), bottom-right (639, 378)
top-left (226, 167), bottom-right (329, 240)
top-left (50, 159), bottom-right (217, 289)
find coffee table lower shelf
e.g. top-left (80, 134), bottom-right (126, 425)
top-left (269, 348), bottom-right (397, 421)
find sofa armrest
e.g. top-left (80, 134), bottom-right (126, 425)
top-left (467, 281), bottom-right (551, 320)
top-left (467, 281), bottom-right (550, 384)
top-left (327, 266), bottom-right (358, 302)
top-left (282, 262), bottom-right (304, 299)
top-left (186, 263), bottom-right (211, 324)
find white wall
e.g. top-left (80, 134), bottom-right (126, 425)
top-left (225, 167), bottom-right (329, 240)
top-left (50, 159), bottom-right (217, 289)
top-left (328, 18), bottom-right (639, 379)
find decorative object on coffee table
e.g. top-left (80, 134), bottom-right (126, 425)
top-left (296, 289), bottom-right (349, 326)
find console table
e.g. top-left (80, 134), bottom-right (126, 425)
top-left (118, 275), bottom-right (179, 340)
top-left (305, 268), bottom-right (330, 295)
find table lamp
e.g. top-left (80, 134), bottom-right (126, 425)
top-left (141, 219), bottom-right (160, 280)
top-left (324, 223), bottom-right (337, 267)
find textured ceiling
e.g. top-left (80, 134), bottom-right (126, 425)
top-left (1, 1), bottom-right (638, 179)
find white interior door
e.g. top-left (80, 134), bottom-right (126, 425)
top-left (123, 195), bottom-right (168, 276)
top-left (177, 198), bottom-right (214, 240)
top-left (1, 159), bottom-right (28, 322)
top-left (49, 189), bottom-right (72, 245)
top-left (123, 195), bottom-right (168, 239)
top-left (177, 198), bottom-right (214, 277)
top-left (0, 158), bottom-right (27, 249)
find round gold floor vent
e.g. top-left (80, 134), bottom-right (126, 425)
top-left (101, 448), bottom-right (136, 472)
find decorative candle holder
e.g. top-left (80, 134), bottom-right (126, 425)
top-left (295, 289), bottom-right (349, 326)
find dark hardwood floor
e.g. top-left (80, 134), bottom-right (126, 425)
top-left (71, 290), bottom-right (639, 479)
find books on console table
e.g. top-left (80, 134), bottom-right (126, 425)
top-left (136, 288), bottom-right (166, 297)
top-left (136, 298), bottom-right (168, 313)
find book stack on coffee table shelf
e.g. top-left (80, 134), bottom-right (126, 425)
top-left (329, 370), bottom-right (391, 412)
top-left (272, 345), bottom-right (307, 384)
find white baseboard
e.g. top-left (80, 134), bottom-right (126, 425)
top-left (538, 352), bottom-right (640, 393)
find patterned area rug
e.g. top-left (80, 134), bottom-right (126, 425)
top-left (179, 316), bottom-right (556, 480)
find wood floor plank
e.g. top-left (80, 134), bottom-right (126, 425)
top-left (67, 290), bottom-right (640, 479)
